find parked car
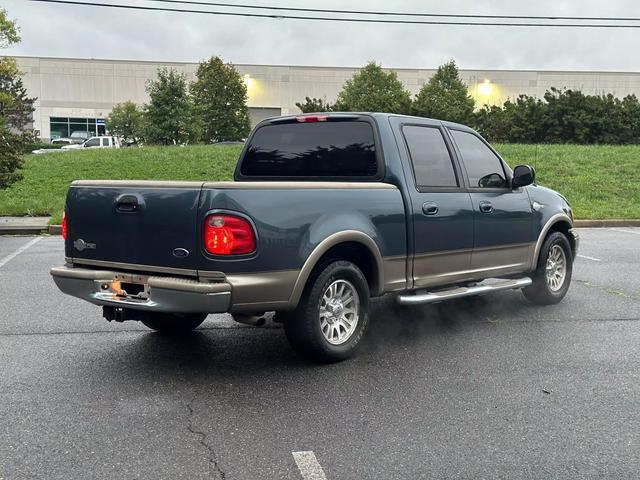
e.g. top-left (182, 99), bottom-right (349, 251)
top-left (61, 136), bottom-right (121, 150)
top-left (51, 113), bottom-right (579, 362)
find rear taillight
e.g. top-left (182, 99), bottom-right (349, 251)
top-left (61, 211), bottom-right (67, 240)
top-left (204, 214), bottom-right (256, 255)
top-left (296, 115), bottom-right (328, 123)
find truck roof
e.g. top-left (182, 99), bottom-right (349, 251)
top-left (259, 112), bottom-right (476, 133)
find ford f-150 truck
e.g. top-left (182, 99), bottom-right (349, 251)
top-left (51, 113), bottom-right (579, 362)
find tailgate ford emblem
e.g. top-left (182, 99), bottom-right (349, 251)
top-left (172, 248), bottom-right (190, 258)
top-left (74, 239), bottom-right (96, 251)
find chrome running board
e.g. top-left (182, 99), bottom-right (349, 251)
top-left (397, 277), bottom-right (532, 305)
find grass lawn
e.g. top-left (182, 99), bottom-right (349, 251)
top-left (0, 143), bottom-right (638, 223)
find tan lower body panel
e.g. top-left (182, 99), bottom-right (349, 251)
top-left (470, 243), bottom-right (535, 278)
top-left (225, 253), bottom-right (409, 313)
top-left (411, 243), bottom-right (535, 289)
top-left (412, 249), bottom-right (472, 289)
top-left (226, 270), bottom-right (299, 313)
top-left (382, 255), bottom-right (407, 292)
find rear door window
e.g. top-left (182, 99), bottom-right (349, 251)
top-left (239, 120), bottom-right (378, 178)
top-left (402, 125), bottom-right (458, 188)
top-left (450, 130), bottom-right (509, 189)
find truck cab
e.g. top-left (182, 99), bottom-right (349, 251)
top-left (51, 113), bottom-right (578, 362)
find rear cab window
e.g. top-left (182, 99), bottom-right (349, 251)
top-left (237, 117), bottom-right (381, 180)
top-left (402, 125), bottom-right (459, 188)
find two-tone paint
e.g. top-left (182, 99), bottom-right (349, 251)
top-left (55, 113), bottom-right (578, 316)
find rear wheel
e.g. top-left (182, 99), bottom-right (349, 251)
top-left (141, 313), bottom-right (207, 334)
top-left (284, 260), bottom-right (370, 363)
top-left (523, 231), bottom-right (573, 305)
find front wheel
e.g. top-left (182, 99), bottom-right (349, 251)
top-left (284, 260), bottom-right (370, 363)
top-left (141, 312), bottom-right (207, 334)
top-left (523, 231), bottom-right (573, 305)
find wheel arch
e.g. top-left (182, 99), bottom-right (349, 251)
top-left (288, 231), bottom-right (384, 308)
top-left (531, 213), bottom-right (574, 269)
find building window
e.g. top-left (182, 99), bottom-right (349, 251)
top-left (49, 117), bottom-right (105, 141)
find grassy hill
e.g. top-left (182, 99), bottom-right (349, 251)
top-left (0, 143), bottom-right (638, 223)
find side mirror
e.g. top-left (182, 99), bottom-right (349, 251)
top-left (512, 165), bottom-right (535, 188)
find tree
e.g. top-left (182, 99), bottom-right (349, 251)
top-left (295, 96), bottom-right (333, 113)
top-left (413, 61), bottom-right (475, 124)
top-left (107, 101), bottom-right (143, 142)
top-left (333, 62), bottom-right (412, 114)
top-left (190, 56), bottom-right (250, 142)
top-left (143, 68), bottom-right (198, 145)
top-left (472, 87), bottom-right (640, 145)
top-left (0, 8), bottom-right (35, 189)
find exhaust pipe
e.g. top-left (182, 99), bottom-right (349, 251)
top-left (232, 314), bottom-right (266, 327)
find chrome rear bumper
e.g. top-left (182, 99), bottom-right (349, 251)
top-left (50, 266), bottom-right (231, 313)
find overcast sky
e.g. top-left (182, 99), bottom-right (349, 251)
top-left (3, 0), bottom-right (640, 71)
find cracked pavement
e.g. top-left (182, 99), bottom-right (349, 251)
top-left (1, 229), bottom-right (639, 479)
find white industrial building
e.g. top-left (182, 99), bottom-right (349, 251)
top-left (13, 55), bottom-right (640, 142)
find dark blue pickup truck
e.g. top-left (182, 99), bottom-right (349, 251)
top-left (52, 113), bottom-right (579, 362)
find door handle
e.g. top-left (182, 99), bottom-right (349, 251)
top-left (422, 202), bottom-right (439, 216)
top-left (114, 194), bottom-right (142, 213)
top-left (479, 201), bottom-right (494, 214)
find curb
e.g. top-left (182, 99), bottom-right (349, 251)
top-left (49, 225), bottom-right (63, 235)
top-left (0, 226), bottom-right (50, 235)
top-left (574, 219), bottom-right (640, 228)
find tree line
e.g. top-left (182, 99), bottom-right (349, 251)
top-left (108, 56), bottom-right (251, 145)
top-left (297, 61), bottom-right (640, 145)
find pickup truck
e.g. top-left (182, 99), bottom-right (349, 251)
top-left (51, 113), bottom-right (579, 362)
top-left (61, 136), bottom-right (121, 150)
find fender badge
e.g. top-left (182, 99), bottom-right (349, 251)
top-left (532, 201), bottom-right (545, 212)
top-left (172, 248), bottom-right (190, 258)
top-left (74, 239), bottom-right (96, 251)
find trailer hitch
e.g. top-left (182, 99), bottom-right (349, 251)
top-left (103, 306), bottom-right (146, 323)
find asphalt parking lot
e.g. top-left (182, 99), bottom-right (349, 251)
top-left (1, 229), bottom-right (639, 479)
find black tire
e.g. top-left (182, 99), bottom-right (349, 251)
top-left (284, 260), bottom-right (370, 363)
top-left (523, 231), bottom-right (573, 305)
top-left (141, 312), bottom-right (207, 334)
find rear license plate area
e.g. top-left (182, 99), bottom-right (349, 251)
top-left (99, 273), bottom-right (150, 300)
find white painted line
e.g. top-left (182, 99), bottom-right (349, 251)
top-left (292, 451), bottom-right (328, 480)
top-left (577, 254), bottom-right (601, 262)
top-left (610, 228), bottom-right (640, 236)
top-left (0, 237), bottom-right (43, 269)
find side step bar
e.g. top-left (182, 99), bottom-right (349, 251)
top-left (397, 277), bottom-right (532, 306)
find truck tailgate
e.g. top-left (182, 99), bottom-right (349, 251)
top-left (65, 181), bottom-right (203, 273)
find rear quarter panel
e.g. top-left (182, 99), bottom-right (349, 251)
top-left (197, 184), bottom-right (406, 275)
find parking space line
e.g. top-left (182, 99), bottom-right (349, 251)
top-left (577, 254), bottom-right (601, 262)
top-left (610, 228), bottom-right (640, 236)
top-left (292, 451), bottom-right (328, 480)
top-left (0, 237), bottom-right (43, 269)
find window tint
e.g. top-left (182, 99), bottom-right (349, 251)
top-left (84, 138), bottom-right (100, 147)
top-left (101, 138), bottom-right (110, 147)
top-left (450, 130), bottom-right (509, 188)
top-left (402, 126), bottom-right (458, 187)
top-left (240, 121), bottom-right (378, 178)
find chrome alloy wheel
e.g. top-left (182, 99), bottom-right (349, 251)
top-left (319, 279), bottom-right (360, 345)
top-left (545, 244), bottom-right (567, 292)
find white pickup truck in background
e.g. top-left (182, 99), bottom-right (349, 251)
top-left (62, 136), bottom-right (121, 150)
